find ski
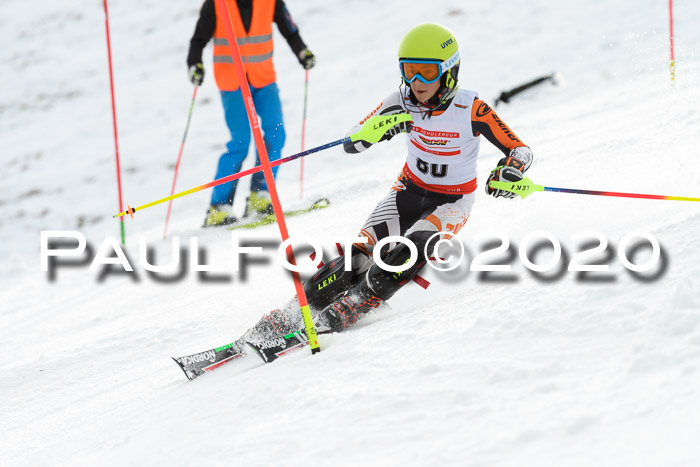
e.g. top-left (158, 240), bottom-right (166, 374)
top-left (172, 328), bottom-right (312, 381)
top-left (247, 329), bottom-right (310, 363)
top-left (229, 197), bottom-right (330, 230)
top-left (172, 267), bottom-right (394, 381)
top-left (172, 340), bottom-right (248, 381)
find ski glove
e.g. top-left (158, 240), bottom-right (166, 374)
top-left (189, 63), bottom-right (204, 86)
top-left (379, 114), bottom-right (413, 142)
top-left (298, 49), bottom-right (316, 70)
top-left (486, 147), bottom-right (533, 199)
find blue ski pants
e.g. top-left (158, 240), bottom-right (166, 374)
top-left (210, 82), bottom-right (285, 206)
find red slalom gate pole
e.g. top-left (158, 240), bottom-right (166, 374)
top-left (299, 69), bottom-right (309, 199)
top-left (103, 0), bottom-right (126, 244)
top-left (215, 0), bottom-right (320, 354)
top-left (669, 0), bottom-right (676, 82)
top-left (163, 86), bottom-right (198, 238)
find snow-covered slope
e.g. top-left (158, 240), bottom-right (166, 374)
top-left (2, 0), bottom-right (700, 465)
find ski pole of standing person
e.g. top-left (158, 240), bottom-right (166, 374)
top-left (300, 69), bottom-right (310, 199)
top-left (163, 86), bottom-right (199, 238)
top-left (102, 0), bottom-right (126, 244)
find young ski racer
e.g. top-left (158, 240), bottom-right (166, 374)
top-left (174, 22), bottom-right (534, 379)
top-left (305, 22), bottom-right (534, 331)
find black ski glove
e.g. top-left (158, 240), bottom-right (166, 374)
top-left (298, 49), bottom-right (316, 70)
top-left (189, 63), bottom-right (204, 86)
top-left (379, 116), bottom-right (413, 142)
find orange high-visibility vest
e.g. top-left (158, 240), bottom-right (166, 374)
top-left (212, 0), bottom-right (276, 91)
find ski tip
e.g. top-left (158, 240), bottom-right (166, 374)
top-left (172, 356), bottom-right (196, 381)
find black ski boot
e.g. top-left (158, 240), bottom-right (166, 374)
top-left (314, 279), bottom-right (383, 333)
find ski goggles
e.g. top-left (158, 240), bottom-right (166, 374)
top-left (399, 51), bottom-right (460, 84)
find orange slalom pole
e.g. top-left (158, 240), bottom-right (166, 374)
top-left (215, 0), bottom-right (320, 353)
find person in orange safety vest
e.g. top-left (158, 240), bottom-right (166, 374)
top-left (187, 0), bottom-right (315, 227)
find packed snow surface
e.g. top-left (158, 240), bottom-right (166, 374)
top-left (2, 0), bottom-right (700, 465)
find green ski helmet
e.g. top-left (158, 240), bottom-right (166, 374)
top-left (398, 23), bottom-right (460, 107)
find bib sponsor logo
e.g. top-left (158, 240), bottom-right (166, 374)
top-left (411, 138), bottom-right (461, 156)
top-left (419, 135), bottom-right (448, 146)
top-left (413, 126), bottom-right (459, 138)
top-left (182, 350), bottom-right (216, 365)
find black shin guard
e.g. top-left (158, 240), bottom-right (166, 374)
top-left (365, 231), bottom-right (432, 301)
top-left (303, 255), bottom-right (356, 310)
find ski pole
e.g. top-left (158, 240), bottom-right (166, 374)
top-left (163, 86), bottom-right (198, 238)
top-left (669, 0), bottom-right (676, 82)
top-left (103, 0), bottom-right (126, 244)
top-left (489, 177), bottom-right (700, 202)
top-left (113, 113), bottom-right (411, 219)
top-left (494, 73), bottom-right (557, 107)
top-left (116, 137), bottom-right (346, 219)
top-left (300, 69), bottom-right (309, 199)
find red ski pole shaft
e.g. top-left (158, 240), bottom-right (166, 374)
top-left (163, 86), bottom-right (198, 238)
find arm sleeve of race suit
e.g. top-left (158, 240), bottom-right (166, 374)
top-left (471, 98), bottom-right (528, 156)
top-left (274, 0), bottom-right (308, 57)
top-left (187, 0), bottom-right (216, 68)
top-left (344, 92), bottom-right (405, 154)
